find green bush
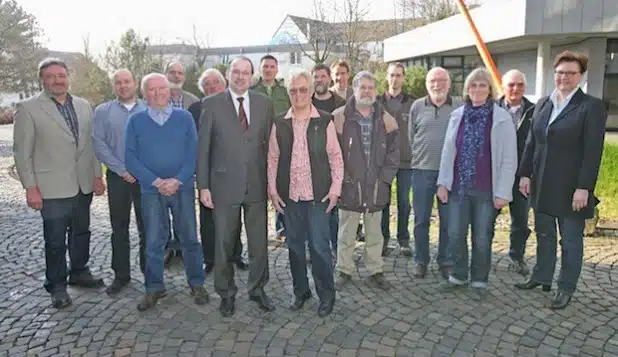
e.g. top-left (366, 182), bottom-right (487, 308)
top-left (375, 65), bottom-right (428, 99)
top-left (597, 142), bottom-right (618, 220)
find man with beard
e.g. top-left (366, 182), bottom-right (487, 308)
top-left (93, 69), bottom-right (147, 295)
top-left (164, 61), bottom-right (200, 264)
top-left (311, 64), bottom-right (346, 113)
top-left (332, 71), bottom-right (400, 291)
top-left (311, 64), bottom-right (346, 257)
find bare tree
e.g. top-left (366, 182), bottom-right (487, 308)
top-left (337, 0), bottom-right (370, 71)
top-left (70, 36), bottom-right (113, 106)
top-left (291, 0), bottom-right (339, 64)
top-left (399, 0), bottom-right (481, 22)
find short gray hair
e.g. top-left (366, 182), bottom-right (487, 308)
top-left (462, 68), bottom-right (500, 102)
top-left (165, 61), bottom-right (184, 73)
top-left (502, 69), bottom-right (527, 87)
top-left (197, 68), bottom-right (226, 94)
top-left (141, 73), bottom-right (169, 93)
top-left (287, 68), bottom-right (314, 94)
top-left (352, 71), bottom-right (376, 89)
top-left (38, 57), bottom-right (69, 77)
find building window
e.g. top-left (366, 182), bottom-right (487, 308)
top-left (604, 39), bottom-right (618, 129)
top-left (442, 56), bottom-right (463, 67)
top-left (290, 52), bottom-right (302, 65)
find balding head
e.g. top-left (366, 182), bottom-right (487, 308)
top-left (166, 61), bottom-right (185, 89)
top-left (502, 69), bottom-right (526, 105)
top-left (111, 68), bottom-right (137, 102)
top-left (426, 67), bottom-right (451, 103)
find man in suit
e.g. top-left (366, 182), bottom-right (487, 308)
top-left (197, 56), bottom-right (276, 317)
top-left (188, 68), bottom-right (247, 274)
top-left (13, 58), bottom-right (106, 308)
top-left (164, 61), bottom-right (200, 264)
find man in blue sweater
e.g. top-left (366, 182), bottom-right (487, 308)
top-left (125, 73), bottom-right (208, 311)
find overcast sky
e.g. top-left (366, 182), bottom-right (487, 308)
top-left (19, 0), bottom-right (398, 55)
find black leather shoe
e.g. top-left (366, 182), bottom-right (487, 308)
top-left (550, 291), bottom-right (572, 310)
top-left (317, 299), bottom-right (335, 317)
top-left (163, 248), bottom-right (174, 268)
top-left (105, 278), bottom-right (130, 296)
top-left (51, 289), bottom-right (72, 309)
top-left (235, 258), bottom-right (249, 271)
top-left (249, 290), bottom-right (276, 312)
top-left (514, 279), bottom-right (551, 292)
top-left (68, 272), bottom-right (105, 288)
top-left (289, 292), bottom-right (312, 311)
top-left (219, 296), bottom-right (235, 317)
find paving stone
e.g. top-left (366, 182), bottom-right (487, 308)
top-left (0, 122), bottom-right (617, 356)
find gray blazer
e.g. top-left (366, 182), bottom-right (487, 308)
top-left (182, 90), bottom-right (200, 109)
top-left (437, 103), bottom-right (517, 202)
top-left (196, 89), bottom-right (274, 205)
top-left (13, 92), bottom-right (102, 199)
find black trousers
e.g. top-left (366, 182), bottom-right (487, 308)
top-left (107, 171), bottom-right (146, 279)
top-left (199, 201), bottom-right (242, 264)
top-left (41, 191), bottom-right (93, 293)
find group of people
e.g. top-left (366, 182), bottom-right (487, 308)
top-left (12, 49), bottom-right (607, 317)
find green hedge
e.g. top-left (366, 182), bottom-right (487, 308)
top-left (597, 142), bottom-right (618, 220)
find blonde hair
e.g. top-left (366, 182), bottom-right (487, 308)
top-left (462, 68), bottom-right (500, 102)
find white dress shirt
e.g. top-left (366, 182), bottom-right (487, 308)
top-left (230, 89), bottom-right (251, 125)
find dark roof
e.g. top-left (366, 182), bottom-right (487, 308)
top-left (286, 14), bottom-right (423, 42)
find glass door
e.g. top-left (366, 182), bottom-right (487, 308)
top-left (603, 74), bottom-right (618, 130)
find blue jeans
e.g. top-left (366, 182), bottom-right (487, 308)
top-left (530, 212), bottom-right (585, 294)
top-left (412, 169), bottom-right (449, 266)
top-left (141, 189), bottom-right (205, 292)
top-left (382, 168), bottom-right (413, 246)
top-left (448, 191), bottom-right (497, 284)
top-left (40, 192), bottom-right (93, 293)
top-left (275, 212), bottom-right (286, 235)
top-left (506, 179), bottom-right (531, 260)
top-left (330, 207), bottom-right (339, 251)
top-left (283, 200), bottom-right (335, 303)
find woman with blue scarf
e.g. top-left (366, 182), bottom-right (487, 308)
top-left (436, 68), bottom-right (517, 295)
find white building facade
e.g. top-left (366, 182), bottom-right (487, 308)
top-left (384, 0), bottom-right (618, 128)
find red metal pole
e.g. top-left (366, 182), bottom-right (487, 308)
top-left (455, 0), bottom-right (502, 88)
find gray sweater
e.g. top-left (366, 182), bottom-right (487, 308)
top-left (437, 103), bottom-right (518, 202)
top-left (408, 96), bottom-right (462, 171)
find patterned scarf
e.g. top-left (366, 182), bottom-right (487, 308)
top-left (457, 100), bottom-right (492, 195)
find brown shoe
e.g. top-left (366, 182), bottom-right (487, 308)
top-left (191, 286), bottom-right (210, 305)
top-left (414, 264), bottom-right (427, 278)
top-left (368, 273), bottom-right (392, 291)
top-left (439, 265), bottom-right (451, 280)
top-left (334, 272), bottom-right (352, 290)
top-left (137, 291), bottom-right (164, 311)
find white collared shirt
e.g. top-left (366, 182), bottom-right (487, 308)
top-left (230, 89), bottom-right (251, 124)
top-left (548, 87), bottom-right (579, 127)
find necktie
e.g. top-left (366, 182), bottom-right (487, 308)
top-left (237, 97), bottom-right (248, 131)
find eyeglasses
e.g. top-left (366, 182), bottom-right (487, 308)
top-left (231, 69), bottom-right (252, 77)
top-left (554, 70), bottom-right (580, 77)
top-left (507, 82), bottom-right (525, 88)
top-left (289, 87), bottom-right (309, 95)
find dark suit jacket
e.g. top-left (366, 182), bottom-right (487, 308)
top-left (196, 89), bottom-right (274, 205)
top-left (188, 99), bottom-right (204, 130)
top-left (519, 89), bottom-right (607, 219)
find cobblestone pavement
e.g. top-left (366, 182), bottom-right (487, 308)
top-left (1, 123), bottom-right (618, 357)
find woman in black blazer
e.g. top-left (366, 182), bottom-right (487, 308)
top-left (515, 51), bottom-right (608, 310)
